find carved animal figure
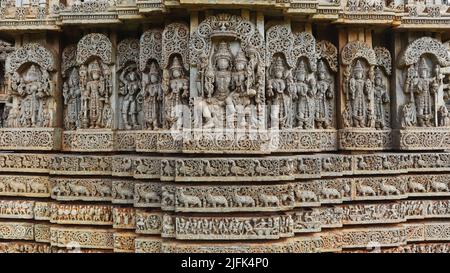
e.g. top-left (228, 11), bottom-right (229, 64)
top-left (357, 183), bottom-right (376, 196)
top-left (205, 192), bottom-right (228, 208)
top-left (10, 181), bottom-right (26, 192)
top-left (321, 187), bottom-right (341, 199)
top-left (281, 192), bottom-right (295, 205)
top-left (177, 190), bottom-right (202, 208)
top-left (296, 190), bottom-right (318, 202)
top-left (95, 183), bottom-right (111, 197)
top-left (139, 187), bottom-right (160, 203)
top-left (230, 161), bottom-right (247, 176)
top-left (68, 183), bottom-right (89, 196)
top-left (258, 193), bottom-right (280, 207)
top-left (29, 182), bottom-right (47, 193)
top-left (232, 190), bottom-right (255, 207)
top-left (380, 181), bottom-right (400, 195)
top-left (115, 183), bottom-right (133, 199)
top-left (408, 181), bottom-right (426, 193)
top-left (161, 189), bottom-right (174, 205)
top-left (431, 181), bottom-right (449, 192)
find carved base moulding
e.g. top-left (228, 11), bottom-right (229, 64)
top-left (397, 128), bottom-right (450, 150)
top-left (62, 130), bottom-right (137, 152)
top-left (338, 129), bottom-right (392, 150)
top-left (135, 129), bottom-right (337, 154)
top-left (0, 128), bottom-right (61, 151)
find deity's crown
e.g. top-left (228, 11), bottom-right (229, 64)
top-left (24, 64), bottom-right (41, 82)
top-left (214, 41), bottom-right (232, 63)
top-left (296, 59), bottom-right (306, 74)
top-left (69, 67), bottom-right (79, 82)
top-left (234, 49), bottom-right (247, 64)
top-left (149, 62), bottom-right (159, 75)
top-left (88, 60), bottom-right (101, 73)
top-left (317, 60), bottom-right (326, 73)
top-left (374, 67), bottom-right (383, 79)
top-left (418, 57), bottom-right (429, 72)
top-left (170, 56), bottom-right (183, 70)
top-left (353, 60), bottom-right (364, 72)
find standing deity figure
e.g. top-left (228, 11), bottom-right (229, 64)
top-left (347, 60), bottom-right (374, 128)
top-left (142, 62), bottom-right (163, 130)
top-left (119, 65), bottom-right (141, 130)
top-left (412, 57), bottom-right (440, 127)
top-left (164, 56), bottom-right (188, 130)
top-left (63, 68), bottom-right (81, 130)
top-left (314, 60), bottom-right (334, 129)
top-left (267, 56), bottom-right (294, 129)
top-left (9, 64), bottom-right (52, 127)
top-left (294, 60), bottom-right (314, 129)
top-left (373, 67), bottom-right (389, 129)
top-left (81, 60), bottom-right (107, 129)
top-left (229, 49), bottom-right (255, 128)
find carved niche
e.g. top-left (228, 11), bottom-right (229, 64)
top-left (117, 38), bottom-right (141, 130)
top-left (76, 33), bottom-right (113, 129)
top-left (62, 45), bottom-right (80, 130)
top-left (399, 37), bottom-right (450, 129)
top-left (162, 23), bottom-right (190, 130)
top-left (5, 43), bottom-right (55, 128)
top-left (265, 25), bottom-right (337, 131)
top-left (190, 14), bottom-right (265, 130)
top-left (139, 29), bottom-right (163, 130)
top-left (339, 41), bottom-right (392, 150)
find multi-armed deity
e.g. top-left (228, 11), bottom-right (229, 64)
top-left (63, 68), bottom-right (81, 130)
top-left (79, 60), bottom-right (112, 129)
top-left (373, 67), bottom-right (390, 129)
top-left (8, 64), bottom-right (52, 128)
top-left (314, 60), bottom-right (335, 129)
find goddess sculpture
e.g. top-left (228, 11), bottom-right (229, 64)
top-left (164, 56), bottom-right (188, 130)
top-left (314, 60), bottom-right (334, 129)
top-left (267, 56), bottom-right (294, 129)
top-left (294, 60), bottom-right (314, 129)
top-left (373, 67), bottom-right (389, 129)
top-left (142, 62), bottom-right (163, 130)
top-left (63, 68), bottom-right (81, 130)
top-left (119, 65), bottom-right (141, 130)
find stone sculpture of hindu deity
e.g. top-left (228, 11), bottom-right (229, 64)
top-left (373, 67), bottom-right (389, 129)
top-left (266, 55), bottom-right (294, 129)
top-left (163, 56), bottom-right (189, 130)
top-left (8, 64), bottom-right (52, 128)
top-left (293, 59), bottom-right (315, 129)
top-left (119, 64), bottom-right (141, 130)
top-left (344, 59), bottom-right (374, 128)
top-left (63, 68), bottom-right (81, 130)
top-left (141, 61), bottom-right (162, 130)
top-left (314, 60), bottom-right (334, 129)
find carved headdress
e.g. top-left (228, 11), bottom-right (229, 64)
top-left (24, 64), bottom-right (41, 82)
top-left (88, 60), bottom-right (101, 74)
top-left (214, 41), bottom-right (232, 64)
top-left (317, 60), bottom-right (327, 73)
top-left (374, 67), bottom-right (383, 80)
top-left (353, 60), bottom-right (364, 73)
top-left (296, 59), bottom-right (306, 75)
top-left (149, 61), bottom-right (159, 76)
top-left (234, 49), bottom-right (247, 65)
top-left (418, 57), bottom-right (429, 72)
top-left (170, 56), bottom-right (183, 71)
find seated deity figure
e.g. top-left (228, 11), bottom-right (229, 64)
top-left (346, 60), bottom-right (374, 128)
top-left (164, 56), bottom-right (189, 130)
top-left (119, 64), bottom-right (141, 130)
top-left (141, 62), bottom-right (163, 130)
top-left (267, 56), bottom-right (294, 129)
top-left (373, 67), bottom-right (389, 129)
top-left (9, 64), bottom-right (52, 128)
top-left (412, 57), bottom-right (440, 127)
top-left (63, 68), bottom-right (81, 130)
top-left (81, 60), bottom-right (107, 129)
top-left (314, 60), bottom-right (334, 129)
top-left (294, 60), bottom-right (315, 129)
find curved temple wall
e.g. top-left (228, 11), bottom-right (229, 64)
top-left (0, 0), bottom-right (450, 253)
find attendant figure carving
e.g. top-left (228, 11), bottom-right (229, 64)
top-left (119, 64), bottom-right (141, 130)
top-left (142, 62), bottom-right (162, 130)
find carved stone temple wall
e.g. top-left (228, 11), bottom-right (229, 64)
top-left (2, 0), bottom-right (450, 253)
